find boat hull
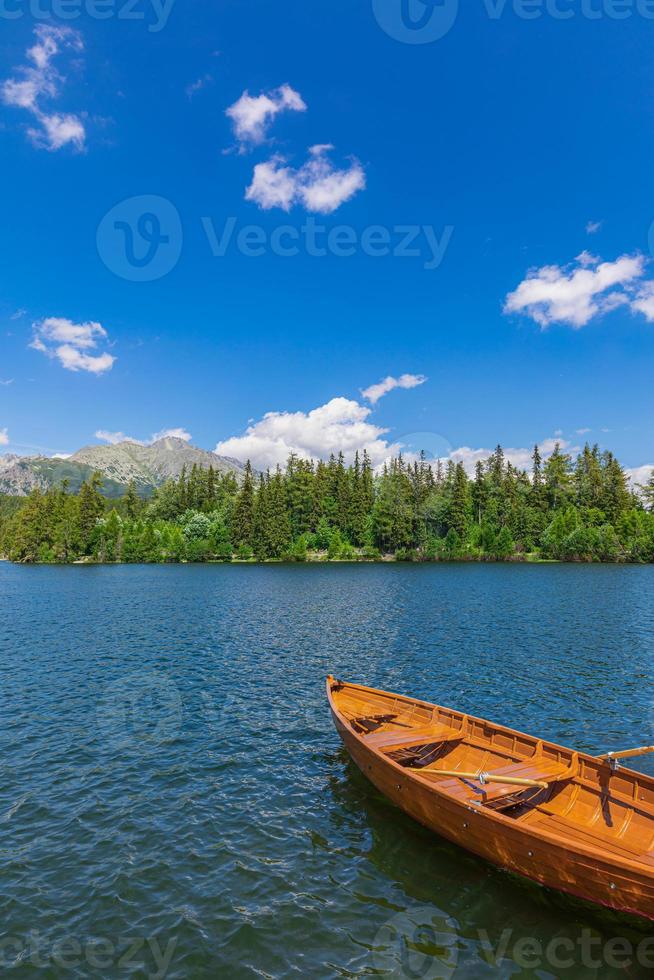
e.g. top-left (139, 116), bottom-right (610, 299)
top-left (328, 679), bottom-right (654, 921)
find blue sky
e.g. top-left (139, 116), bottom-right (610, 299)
top-left (1, 1), bottom-right (654, 479)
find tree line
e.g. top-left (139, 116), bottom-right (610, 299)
top-left (1, 443), bottom-right (654, 564)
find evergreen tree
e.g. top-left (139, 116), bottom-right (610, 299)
top-left (78, 473), bottom-right (105, 553)
top-left (123, 480), bottom-right (140, 519)
top-left (449, 463), bottom-right (471, 539)
top-left (233, 461), bottom-right (255, 547)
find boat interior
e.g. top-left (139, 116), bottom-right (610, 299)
top-left (330, 679), bottom-right (654, 864)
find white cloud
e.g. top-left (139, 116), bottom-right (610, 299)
top-left (31, 317), bottom-right (115, 374)
top-left (626, 465), bottom-right (654, 491)
top-left (52, 452), bottom-right (72, 459)
top-left (151, 427), bottom-right (192, 442)
top-left (95, 430), bottom-right (143, 445)
top-left (586, 220), bottom-right (603, 235)
top-left (245, 157), bottom-right (297, 210)
top-left (630, 281), bottom-right (654, 322)
top-left (215, 397), bottom-right (402, 470)
top-left (0, 379), bottom-right (13, 386)
top-left (0, 428), bottom-right (9, 446)
top-left (215, 390), bottom-right (584, 479)
top-left (576, 427), bottom-right (592, 435)
top-left (448, 437), bottom-right (574, 476)
top-left (246, 144), bottom-right (365, 214)
top-left (361, 373), bottom-right (427, 405)
top-left (504, 253), bottom-right (648, 328)
top-left (95, 427), bottom-right (192, 446)
top-left (226, 84), bottom-right (306, 146)
top-left (29, 111), bottom-right (85, 151)
top-left (1, 25), bottom-right (85, 151)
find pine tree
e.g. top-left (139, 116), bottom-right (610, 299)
top-left (267, 468), bottom-right (292, 557)
top-left (78, 472), bottom-right (104, 553)
top-left (544, 444), bottom-right (572, 511)
top-left (233, 461), bottom-right (255, 547)
top-left (472, 461), bottom-right (488, 525)
top-left (601, 452), bottom-right (630, 523)
top-left (123, 480), bottom-right (140, 519)
top-left (449, 462), bottom-right (471, 540)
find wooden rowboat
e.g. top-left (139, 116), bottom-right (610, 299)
top-left (327, 676), bottom-right (654, 920)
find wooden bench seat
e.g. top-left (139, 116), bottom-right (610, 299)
top-left (420, 756), bottom-right (572, 805)
top-left (363, 725), bottom-right (454, 752)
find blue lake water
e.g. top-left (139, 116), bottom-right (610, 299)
top-left (1, 562), bottom-right (654, 978)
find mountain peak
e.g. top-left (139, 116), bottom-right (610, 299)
top-left (0, 438), bottom-right (245, 497)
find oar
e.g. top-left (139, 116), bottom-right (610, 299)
top-left (597, 745), bottom-right (654, 767)
top-left (420, 769), bottom-right (548, 789)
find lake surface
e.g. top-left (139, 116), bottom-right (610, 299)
top-left (1, 563), bottom-right (654, 978)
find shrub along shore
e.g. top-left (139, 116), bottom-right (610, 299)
top-left (1, 444), bottom-right (654, 565)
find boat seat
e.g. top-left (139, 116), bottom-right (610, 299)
top-left (364, 724), bottom-right (454, 752)
top-left (424, 757), bottom-right (572, 805)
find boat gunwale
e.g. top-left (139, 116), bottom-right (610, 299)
top-left (326, 676), bottom-right (654, 878)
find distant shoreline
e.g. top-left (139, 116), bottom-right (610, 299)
top-left (4, 555), bottom-right (650, 567)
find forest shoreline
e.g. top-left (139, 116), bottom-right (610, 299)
top-left (5, 553), bottom-right (649, 566)
top-left (2, 444), bottom-right (653, 566)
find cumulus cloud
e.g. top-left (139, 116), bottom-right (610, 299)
top-left (448, 438), bottom-right (574, 476)
top-left (245, 144), bottom-right (365, 214)
top-left (226, 84), bottom-right (306, 146)
top-left (215, 397), bottom-right (403, 471)
top-left (1, 25), bottom-right (85, 151)
top-left (31, 317), bottom-right (115, 374)
top-left (504, 253), bottom-right (650, 328)
top-left (626, 465), bottom-right (654, 492)
top-left (361, 373), bottom-right (427, 405)
top-left (95, 427), bottom-right (192, 446)
top-left (214, 389), bottom-right (584, 479)
top-left (0, 428), bottom-right (9, 446)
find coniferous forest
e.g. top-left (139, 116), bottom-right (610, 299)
top-left (2, 443), bottom-right (654, 564)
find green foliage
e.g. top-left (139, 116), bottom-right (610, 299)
top-left (1, 442), bottom-right (651, 565)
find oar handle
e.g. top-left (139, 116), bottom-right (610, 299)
top-left (422, 769), bottom-right (548, 789)
top-left (598, 746), bottom-right (654, 762)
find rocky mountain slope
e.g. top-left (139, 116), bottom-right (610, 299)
top-left (0, 438), bottom-right (246, 498)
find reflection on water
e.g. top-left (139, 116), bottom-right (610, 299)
top-left (0, 562), bottom-right (653, 978)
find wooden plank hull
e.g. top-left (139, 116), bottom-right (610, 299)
top-left (327, 677), bottom-right (654, 921)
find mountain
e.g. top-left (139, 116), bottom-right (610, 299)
top-left (0, 438), bottom-right (246, 498)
